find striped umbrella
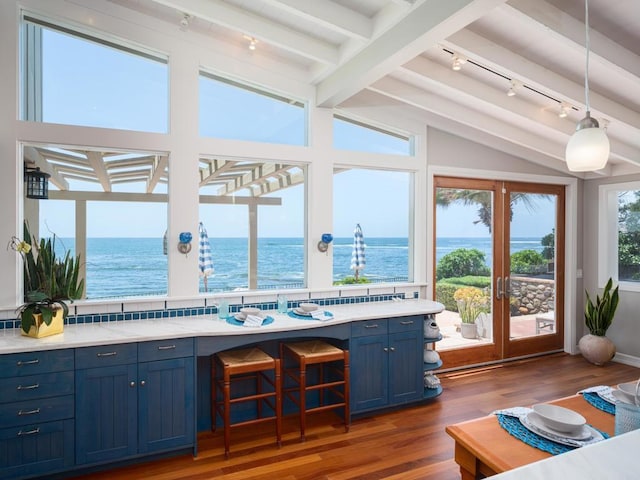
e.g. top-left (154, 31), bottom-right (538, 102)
top-left (350, 223), bottom-right (366, 281)
top-left (198, 222), bottom-right (214, 291)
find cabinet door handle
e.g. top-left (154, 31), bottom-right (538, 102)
top-left (389, 347), bottom-right (396, 352)
top-left (400, 321), bottom-right (414, 325)
top-left (157, 345), bottom-right (176, 350)
top-left (364, 324), bottom-right (379, 329)
top-left (383, 347), bottom-right (389, 352)
top-left (140, 380), bottom-right (146, 387)
top-left (130, 381), bottom-right (136, 387)
top-left (17, 383), bottom-right (40, 391)
top-left (18, 428), bottom-right (40, 436)
top-left (16, 359), bottom-right (40, 366)
top-left (18, 408), bottom-right (41, 416)
top-left (97, 351), bottom-right (117, 357)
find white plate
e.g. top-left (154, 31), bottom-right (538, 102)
top-left (235, 311), bottom-right (266, 321)
top-left (597, 388), bottom-right (617, 404)
top-left (521, 412), bottom-right (599, 447)
top-left (293, 307), bottom-right (313, 316)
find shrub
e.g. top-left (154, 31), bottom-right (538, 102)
top-left (436, 276), bottom-right (491, 311)
top-left (333, 276), bottom-right (371, 285)
top-left (510, 249), bottom-right (545, 274)
top-left (436, 248), bottom-right (490, 280)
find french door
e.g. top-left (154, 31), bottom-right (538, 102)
top-left (433, 177), bottom-right (565, 369)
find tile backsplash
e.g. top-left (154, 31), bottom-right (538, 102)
top-left (0, 287), bottom-right (420, 330)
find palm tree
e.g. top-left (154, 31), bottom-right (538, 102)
top-left (435, 189), bottom-right (550, 232)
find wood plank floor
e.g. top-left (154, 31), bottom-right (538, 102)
top-left (71, 353), bottom-right (639, 480)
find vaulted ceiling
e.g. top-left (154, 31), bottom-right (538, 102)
top-left (108, 0), bottom-right (639, 178)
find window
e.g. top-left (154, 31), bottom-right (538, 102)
top-left (21, 15), bottom-right (169, 132)
top-left (198, 158), bottom-right (305, 292)
top-left (599, 182), bottom-right (640, 290)
top-left (332, 168), bottom-right (412, 285)
top-left (27, 145), bottom-right (169, 299)
top-left (199, 73), bottom-right (306, 145)
top-left (333, 116), bottom-right (412, 155)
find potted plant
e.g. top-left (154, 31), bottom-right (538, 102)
top-left (578, 278), bottom-right (619, 365)
top-left (453, 286), bottom-right (489, 339)
top-left (10, 222), bottom-right (84, 338)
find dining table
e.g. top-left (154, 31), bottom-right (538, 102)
top-left (445, 392), bottom-right (617, 479)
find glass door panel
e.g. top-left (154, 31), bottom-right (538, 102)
top-left (434, 177), bottom-right (565, 369)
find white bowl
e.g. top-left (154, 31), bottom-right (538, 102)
top-left (617, 381), bottom-right (640, 404)
top-left (240, 307), bottom-right (261, 316)
top-left (299, 302), bottom-right (319, 312)
top-left (532, 404), bottom-right (586, 433)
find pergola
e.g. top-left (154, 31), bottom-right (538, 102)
top-left (23, 145), bottom-right (305, 294)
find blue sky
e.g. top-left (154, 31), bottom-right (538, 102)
top-left (35, 26), bottom-right (554, 240)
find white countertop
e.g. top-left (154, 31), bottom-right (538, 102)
top-left (0, 299), bottom-right (443, 354)
top-left (491, 429), bottom-right (640, 480)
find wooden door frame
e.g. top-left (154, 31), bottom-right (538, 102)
top-left (433, 176), bottom-right (566, 369)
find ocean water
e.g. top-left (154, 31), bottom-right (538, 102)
top-left (53, 236), bottom-right (544, 299)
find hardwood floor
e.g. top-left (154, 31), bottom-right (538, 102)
top-left (71, 353), bottom-right (639, 480)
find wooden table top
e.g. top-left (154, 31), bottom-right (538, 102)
top-left (445, 394), bottom-right (615, 475)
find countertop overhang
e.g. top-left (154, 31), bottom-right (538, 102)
top-left (0, 299), bottom-right (444, 354)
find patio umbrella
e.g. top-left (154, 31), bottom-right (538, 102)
top-left (198, 222), bottom-right (214, 291)
top-left (350, 223), bottom-right (366, 281)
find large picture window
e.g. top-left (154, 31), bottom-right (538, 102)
top-left (198, 157), bottom-right (305, 292)
top-left (332, 168), bottom-right (412, 285)
top-left (21, 15), bottom-right (169, 132)
top-left (333, 116), bottom-right (412, 156)
top-left (199, 73), bottom-right (306, 146)
top-left (599, 182), bottom-right (640, 290)
top-left (26, 144), bottom-right (169, 299)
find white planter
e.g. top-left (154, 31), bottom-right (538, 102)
top-left (578, 334), bottom-right (616, 366)
top-left (460, 322), bottom-right (477, 339)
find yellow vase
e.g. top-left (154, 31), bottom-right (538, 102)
top-left (22, 308), bottom-right (64, 338)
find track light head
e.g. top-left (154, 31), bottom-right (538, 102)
top-left (451, 55), bottom-right (466, 71)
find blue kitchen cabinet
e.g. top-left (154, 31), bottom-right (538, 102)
top-left (76, 338), bottom-right (195, 464)
top-left (351, 316), bottom-right (423, 413)
top-left (0, 350), bottom-right (75, 480)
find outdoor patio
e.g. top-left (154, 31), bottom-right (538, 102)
top-left (435, 309), bottom-right (554, 350)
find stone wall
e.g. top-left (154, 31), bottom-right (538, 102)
top-left (509, 276), bottom-right (555, 315)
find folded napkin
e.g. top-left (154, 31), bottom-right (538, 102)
top-left (243, 314), bottom-right (264, 327)
top-left (310, 309), bottom-right (331, 321)
top-left (578, 385), bottom-right (613, 396)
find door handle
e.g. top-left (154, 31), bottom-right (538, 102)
top-left (496, 277), bottom-right (503, 300)
top-left (504, 276), bottom-right (511, 297)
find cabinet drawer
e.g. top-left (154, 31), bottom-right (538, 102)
top-left (0, 349), bottom-right (74, 378)
top-left (138, 337), bottom-right (194, 362)
top-left (0, 419), bottom-right (74, 479)
top-left (0, 371), bottom-right (74, 403)
top-left (75, 343), bottom-right (137, 369)
top-left (351, 319), bottom-right (388, 337)
top-left (389, 316), bottom-right (422, 333)
top-left (0, 395), bottom-right (74, 428)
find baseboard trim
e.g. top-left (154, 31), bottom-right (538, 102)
top-left (613, 352), bottom-right (640, 368)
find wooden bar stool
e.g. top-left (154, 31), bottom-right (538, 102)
top-left (211, 347), bottom-right (282, 458)
top-left (280, 340), bottom-right (349, 441)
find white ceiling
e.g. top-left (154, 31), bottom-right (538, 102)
top-left (110, 0), bottom-right (640, 178)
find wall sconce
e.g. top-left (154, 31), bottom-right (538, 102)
top-left (317, 233), bottom-right (333, 253)
top-left (24, 166), bottom-right (50, 200)
top-left (178, 232), bottom-right (192, 254)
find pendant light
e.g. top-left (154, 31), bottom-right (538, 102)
top-left (565, 0), bottom-right (610, 172)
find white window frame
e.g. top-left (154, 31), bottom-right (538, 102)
top-left (598, 181), bottom-right (640, 292)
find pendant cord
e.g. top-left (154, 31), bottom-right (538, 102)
top-left (584, 0), bottom-right (590, 112)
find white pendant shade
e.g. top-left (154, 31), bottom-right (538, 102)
top-left (565, 126), bottom-right (610, 172)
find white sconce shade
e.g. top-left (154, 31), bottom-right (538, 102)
top-left (565, 123), bottom-right (610, 171)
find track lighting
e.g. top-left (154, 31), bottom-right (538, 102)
top-left (451, 55), bottom-right (466, 71)
top-left (179, 13), bottom-right (190, 31)
top-left (506, 80), bottom-right (521, 97)
top-left (565, 0), bottom-right (610, 172)
top-left (558, 104), bottom-right (569, 118)
top-left (243, 35), bottom-right (258, 51)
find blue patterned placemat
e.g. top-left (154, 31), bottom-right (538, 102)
top-left (287, 310), bottom-right (333, 320)
top-left (496, 414), bottom-right (609, 456)
top-left (583, 391), bottom-right (615, 415)
top-left (226, 315), bottom-right (274, 327)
